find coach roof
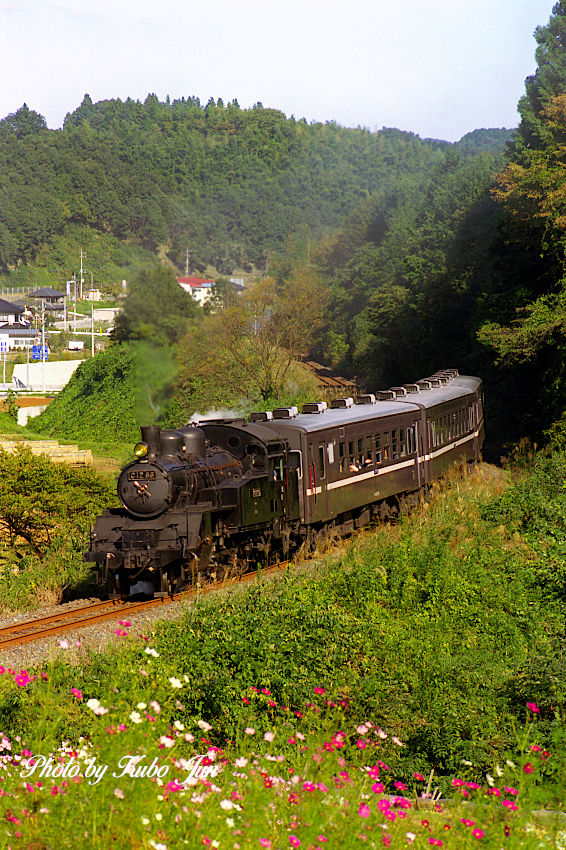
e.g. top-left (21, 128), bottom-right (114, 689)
top-left (253, 376), bottom-right (481, 436)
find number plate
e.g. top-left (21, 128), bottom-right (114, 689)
top-left (128, 470), bottom-right (157, 481)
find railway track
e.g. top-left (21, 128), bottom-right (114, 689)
top-left (0, 561), bottom-right (288, 650)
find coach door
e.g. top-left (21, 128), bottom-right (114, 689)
top-left (306, 441), bottom-right (329, 522)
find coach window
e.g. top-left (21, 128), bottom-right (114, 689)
top-left (399, 428), bottom-right (406, 457)
top-left (375, 434), bottom-right (382, 464)
top-left (357, 438), bottom-right (364, 466)
top-left (317, 445), bottom-right (326, 479)
top-left (383, 431), bottom-right (390, 461)
top-left (288, 451), bottom-right (302, 479)
top-left (339, 441), bottom-right (346, 473)
top-left (364, 436), bottom-right (374, 466)
top-left (392, 429), bottom-right (398, 459)
top-left (407, 426), bottom-right (414, 455)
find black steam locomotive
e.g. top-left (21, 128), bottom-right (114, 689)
top-left (85, 370), bottom-right (484, 598)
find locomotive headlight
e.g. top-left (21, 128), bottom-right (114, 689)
top-left (134, 442), bottom-right (149, 458)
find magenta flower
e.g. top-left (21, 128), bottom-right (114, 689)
top-left (414, 773), bottom-right (424, 781)
top-left (71, 688), bottom-right (83, 700)
top-left (289, 837), bottom-right (301, 848)
top-left (259, 841), bottom-right (271, 848)
top-left (472, 829), bottom-right (484, 839)
top-left (526, 702), bottom-right (540, 713)
top-left (314, 686), bottom-right (325, 694)
top-left (502, 800), bottom-right (518, 811)
top-left (358, 803), bottom-right (371, 818)
top-left (523, 763), bottom-right (534, 774)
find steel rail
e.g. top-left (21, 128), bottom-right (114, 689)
top-left (0, 561), bottom-right (290, 649)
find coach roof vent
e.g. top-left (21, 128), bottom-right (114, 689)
top-left (433, 369), bottom-right (459, 378)
top-left (427, 378), bottom-right (442, 387)
top-left (416, 380), bottom-right (432, 390)
top-left (302, 401), bottom-right (327, 414)
top-left (330, 397), bottom-right (354, 409)
top-left (355, 394), bottom-right (376, 405)
top-left (404, 384), bottom-right (420, 393)
top-left (249, 411), bottom-right (273, 422)
top-left (376, 390), bottom-right (396, 400)
top-left (390, 386), bottom-right (407, 397)
top-left (273, 406), bottom-right (299, 419)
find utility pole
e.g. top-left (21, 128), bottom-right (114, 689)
top-left (91, 304), bottom-right (95, 357)
top-left (41, 299), bottom-right (45, 395)
top-left (79, 249), bottom-right (86, 299)
top-left (185, 248), bottom-right (190, 277)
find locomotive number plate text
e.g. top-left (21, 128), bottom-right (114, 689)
top-left (128, 471), bottom-right (156, 481)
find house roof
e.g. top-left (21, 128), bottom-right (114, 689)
top-left (28, 287), bottom-right (65, 299)
top-left (0, 324), bottom-right (35, 335)
top-left (0, 299), bottom-right (24, 314)
top-left (178, 276), bottom-right (215, 288)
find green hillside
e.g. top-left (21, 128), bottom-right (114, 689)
top-left (0, 97), bottom-right (510, 284)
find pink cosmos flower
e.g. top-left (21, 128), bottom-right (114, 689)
top-left (289, 837), bottom-right (301, 847)
top-left (358, 803), bottom-right (371, 818)
top-left (461, 819), bottom-right (475, 827)
top-left (71, 688), bottom-right (83, 700)
top-left (314, 687), bottom-right (325, 694)
top-left (472, 829), bottom-right (484, 839)
top-left (526, 702), bottom-right (540, 713)
top-left (523, 763), bottom-right (534, 774)
top-left (259, 841), bottom-right (272, 848)
top-left (502, 800), bottom-right (518, 811)
top-left (414, 773), bottom-right (424, 781)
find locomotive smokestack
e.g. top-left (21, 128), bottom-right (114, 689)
top-left (140, 425), bottom-right (161, 458)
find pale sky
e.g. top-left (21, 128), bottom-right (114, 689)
top-left (0, 0), bottom-right (557, 142)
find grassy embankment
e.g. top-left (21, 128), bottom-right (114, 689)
top-left (0, 456), bottom-right (564, 847)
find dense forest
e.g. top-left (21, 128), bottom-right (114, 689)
top-left (9, 3), bottom-right (566, 457)
top-left (0, 94), bottom-right (509, 281)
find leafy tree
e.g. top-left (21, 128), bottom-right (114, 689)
top-left (112, 265), bottom-right (198, 346)
top-left (220, 272), bottom-right (327, 401)
top-left (517, 2), bottom-right (566, 151)
top-left (0, 446), bottom-right (113, 559)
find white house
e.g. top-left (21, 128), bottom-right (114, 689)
top-left (177, 276), bottom-right (215, 307)
top-left (177, 276), bottom-right (246, 307)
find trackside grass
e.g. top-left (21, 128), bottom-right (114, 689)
top-left (0, 458), bottom-right (564, 848)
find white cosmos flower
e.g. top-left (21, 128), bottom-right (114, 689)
top-left (144, 648), bottom-right (159, 657)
